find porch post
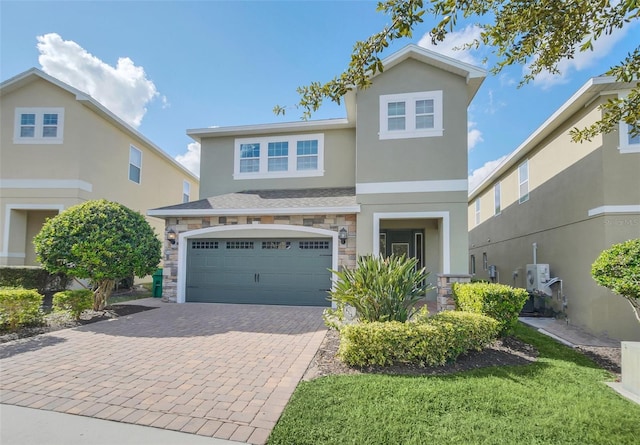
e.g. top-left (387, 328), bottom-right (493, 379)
top-left (436, 274), bottom-right (472, 312)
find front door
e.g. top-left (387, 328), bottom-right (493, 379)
top-left (380, 229), bottom-right (424, 269)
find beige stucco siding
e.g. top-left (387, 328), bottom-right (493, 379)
top-left (198, 128), bottom-right (355, 197)
top-left (356, 59), bottom-right (469, 183)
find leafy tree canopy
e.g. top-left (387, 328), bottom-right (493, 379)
top-left (275, 0), bottom-right (639, 141)
top-left (34, 199), bottom-right (161, 310)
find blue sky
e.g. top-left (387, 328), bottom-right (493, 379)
top-left (2, 0), bottom-right (638, 187)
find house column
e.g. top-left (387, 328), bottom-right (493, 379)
top-left (436, 274), bottom-right (472, 312)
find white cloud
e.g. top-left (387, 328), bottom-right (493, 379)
top-left (37, 33), bottom-right (159, 128)
top-left (175, 142), bottom-right (201, 177)
top-left (468, 155), bottom-right (508, 191)
top-left (529, 26), bottom-right (630, 89)
top-left (468, 121), bottom-right (484, 150)
top-left (418, 25), bottom-right (483, 66)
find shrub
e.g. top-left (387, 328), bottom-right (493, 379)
top-left (53, 289), bottom-right (93, 320)
top-left (592, 238), bottom-right (640, 323)
top-left (0, 287), bottom-right (44, 331)
top-left (452, 282), bottom-right (529, 335)
top-left (329, 255), bottom-right (433, 323)
top-left (0, 266), bottom-right (70, 293)
top-left (338, 311), bottom-right (499, 367)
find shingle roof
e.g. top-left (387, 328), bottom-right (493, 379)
top-left (148, 187), bottom-right (358, 216)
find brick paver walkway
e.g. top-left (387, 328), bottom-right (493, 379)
top-left (0, 303), bottom-right (327, 444)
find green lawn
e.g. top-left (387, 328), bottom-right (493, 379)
top-left (268, 324), bottom-right (639, 445)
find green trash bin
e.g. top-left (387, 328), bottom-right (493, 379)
top-left (152, 268), bottom-right (163, 298)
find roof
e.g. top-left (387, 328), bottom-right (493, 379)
top-left (375, 44), bottom-right (486, 103)
top-left (148, 187), bottom-right (360, 217)
top-left (0, 68), bottom-right (199, 182)
top-left (468, 76), bottom-right (636, 200)
top-left (187, 45), bottom-right (486, 141)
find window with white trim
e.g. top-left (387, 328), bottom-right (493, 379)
top-left (518, 160), bottom-right (529, 203)
top-left (470, 254), bottom-right (476, 275)
top-left (183, 180), bottom-right (190, 203)
top-left (234, 134), bottom-right (324, 179)
top-left (494, 182), bottom-right (501, 215)
top-left (379, 91), bottom-right (443, 140)
top-left (619, 122), bottom-right (640, 153)
top-left (474, 199), bottom-right (480, 226)
top-left (129, 145), bottom-right (142, 184)
top-left (14, 107), bottom-right (64, 144)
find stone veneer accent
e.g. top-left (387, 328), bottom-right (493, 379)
top-left (436, 274), bottom-right (472, 312)
top-left (161, 214), bottom-right (357, 302)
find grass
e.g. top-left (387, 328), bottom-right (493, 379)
top-left (268, 324), bottom-right (640, 445)
top-left (108, 283), bottom-right (152, 305)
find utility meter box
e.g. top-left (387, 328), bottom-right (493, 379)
top-left (526, 264), bottom-right (551, 295)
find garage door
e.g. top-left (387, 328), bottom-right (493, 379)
top-left (186, 238), bottom-right (332, 306)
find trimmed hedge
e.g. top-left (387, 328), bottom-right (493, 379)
top-left (0, 287), bottom-right (44, 331)
top-left (0, 266), bottom-right (70, 293)
top-left (53, 289), bottom-right (93, 320)
top-left (452, 282), bottom-right (529, 335)
top-left (338, 311), bottom-right (499, 367)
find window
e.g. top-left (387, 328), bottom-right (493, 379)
top-left (14, 107), bottom-right (64, 144)
top-left (474, 199), bottom-right (480, 225)
top-left (494, 182), bottom-right (501, 215)
top-left (234, 134), bottom-right (324, 179)
top-left (129, 146), bottom-right (142, 184)
top-left (379, 91), bottom-right (443, 140)
top-left (482, 252), bottom-right (488, 270)
top-left (470, 255), bottom-right (476, 275)
top-left (518, 160), bottom-right (529, 203)
top-left (619, 122), bottom-right (640, 153)
top-left (183, 181), bottom-right (190, 203)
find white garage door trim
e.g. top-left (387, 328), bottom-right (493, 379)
top-left (177, 224), bottom-right (339, 304)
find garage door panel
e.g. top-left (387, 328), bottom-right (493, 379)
top-left (186, 238), bottom-right (332, 306)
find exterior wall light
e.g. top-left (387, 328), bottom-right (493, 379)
top-left (338, 227), bottom-right (348, 245)
top-left (167, 229), bottom-right (177, 245)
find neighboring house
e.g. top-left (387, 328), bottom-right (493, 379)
top-left (0, 68), bottom-right (200, 266)
top-left (149, 44), bottom-right (486, 306)
top-left (468, 76), bottom-right (640, 341)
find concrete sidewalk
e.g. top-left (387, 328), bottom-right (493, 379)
top-left (0, 404), bottom-right (244, 445)
top-left (519, 316), bottom-right (620, 348)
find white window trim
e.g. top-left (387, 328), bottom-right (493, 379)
top-left (474, 199), bottom-right (480, 226)
top-left (494, 182), bottom-right (501, 215)
top-left (129, 145), bottom-right (142, 184)
top-left (518, 160), bottom-right (529, 204)
top-left (233, 134), bottom-right (324, 180)
top-left (619, 122), bottom-right (640, 154)
top-left (13, 107), bottom-right (65, 144)
top-left (379, 91), bottom-right (443, 140)
top-left (183, 180), bottom-right (191, 203)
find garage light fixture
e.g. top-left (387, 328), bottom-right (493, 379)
top-left (167, 229), bottom-right (177, 245)
top-left (338, 227), bottom-right (348, 245)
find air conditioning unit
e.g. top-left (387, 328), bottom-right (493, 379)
top-left (526, 264), bottom-right (551, 296)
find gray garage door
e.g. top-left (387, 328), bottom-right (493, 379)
top-left (186, 238), bottom-right (332, 306)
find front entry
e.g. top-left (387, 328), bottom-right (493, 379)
top-left (380, 229), bottom-right (424, 268)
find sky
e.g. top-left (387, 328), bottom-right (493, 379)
top-left (2, 0), bottom-right (638, 190)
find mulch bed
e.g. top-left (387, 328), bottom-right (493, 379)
top-left (302, 328), bottom-right (622, 381)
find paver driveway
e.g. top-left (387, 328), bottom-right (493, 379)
top-left (0, 301), bottom-right (327, 444)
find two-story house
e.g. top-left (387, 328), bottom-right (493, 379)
top-left (149, 45), bottom-right (486, 306)
top-left (468, 76), bottom-right (640, 341)
top-left (0, 68), bottom-right (200, 266)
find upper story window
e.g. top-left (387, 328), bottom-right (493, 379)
top-left (379, 91), bottom-right (443, 140)
top-left (129, 145), bottom-right (142, 184)
top-left (14, 107), bottom-right (64, 144)
top-left (474, 199), bottom-right (480, 226)
top-left (494, 182), bottom-right (501, 215)
top-left (619, 122), bottom-right (640, 153)
top-left (234, 134), bottom-right (324, 180)
top-left (518, 160), bottom-right (529, 203)
top-left (183, 180), bottom-right (191, 203)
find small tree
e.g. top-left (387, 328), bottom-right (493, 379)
top-left (34, 200), bottom-right (161, 311)
top-left (592, 238), bottom-right (640, 323)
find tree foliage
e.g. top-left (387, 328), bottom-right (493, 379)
top-left (276, 0), bottom-right (639, 140)
top-left (592, 238), bottom-right (640, 323)
top-left (34, 200), bottom-right (161, 310)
